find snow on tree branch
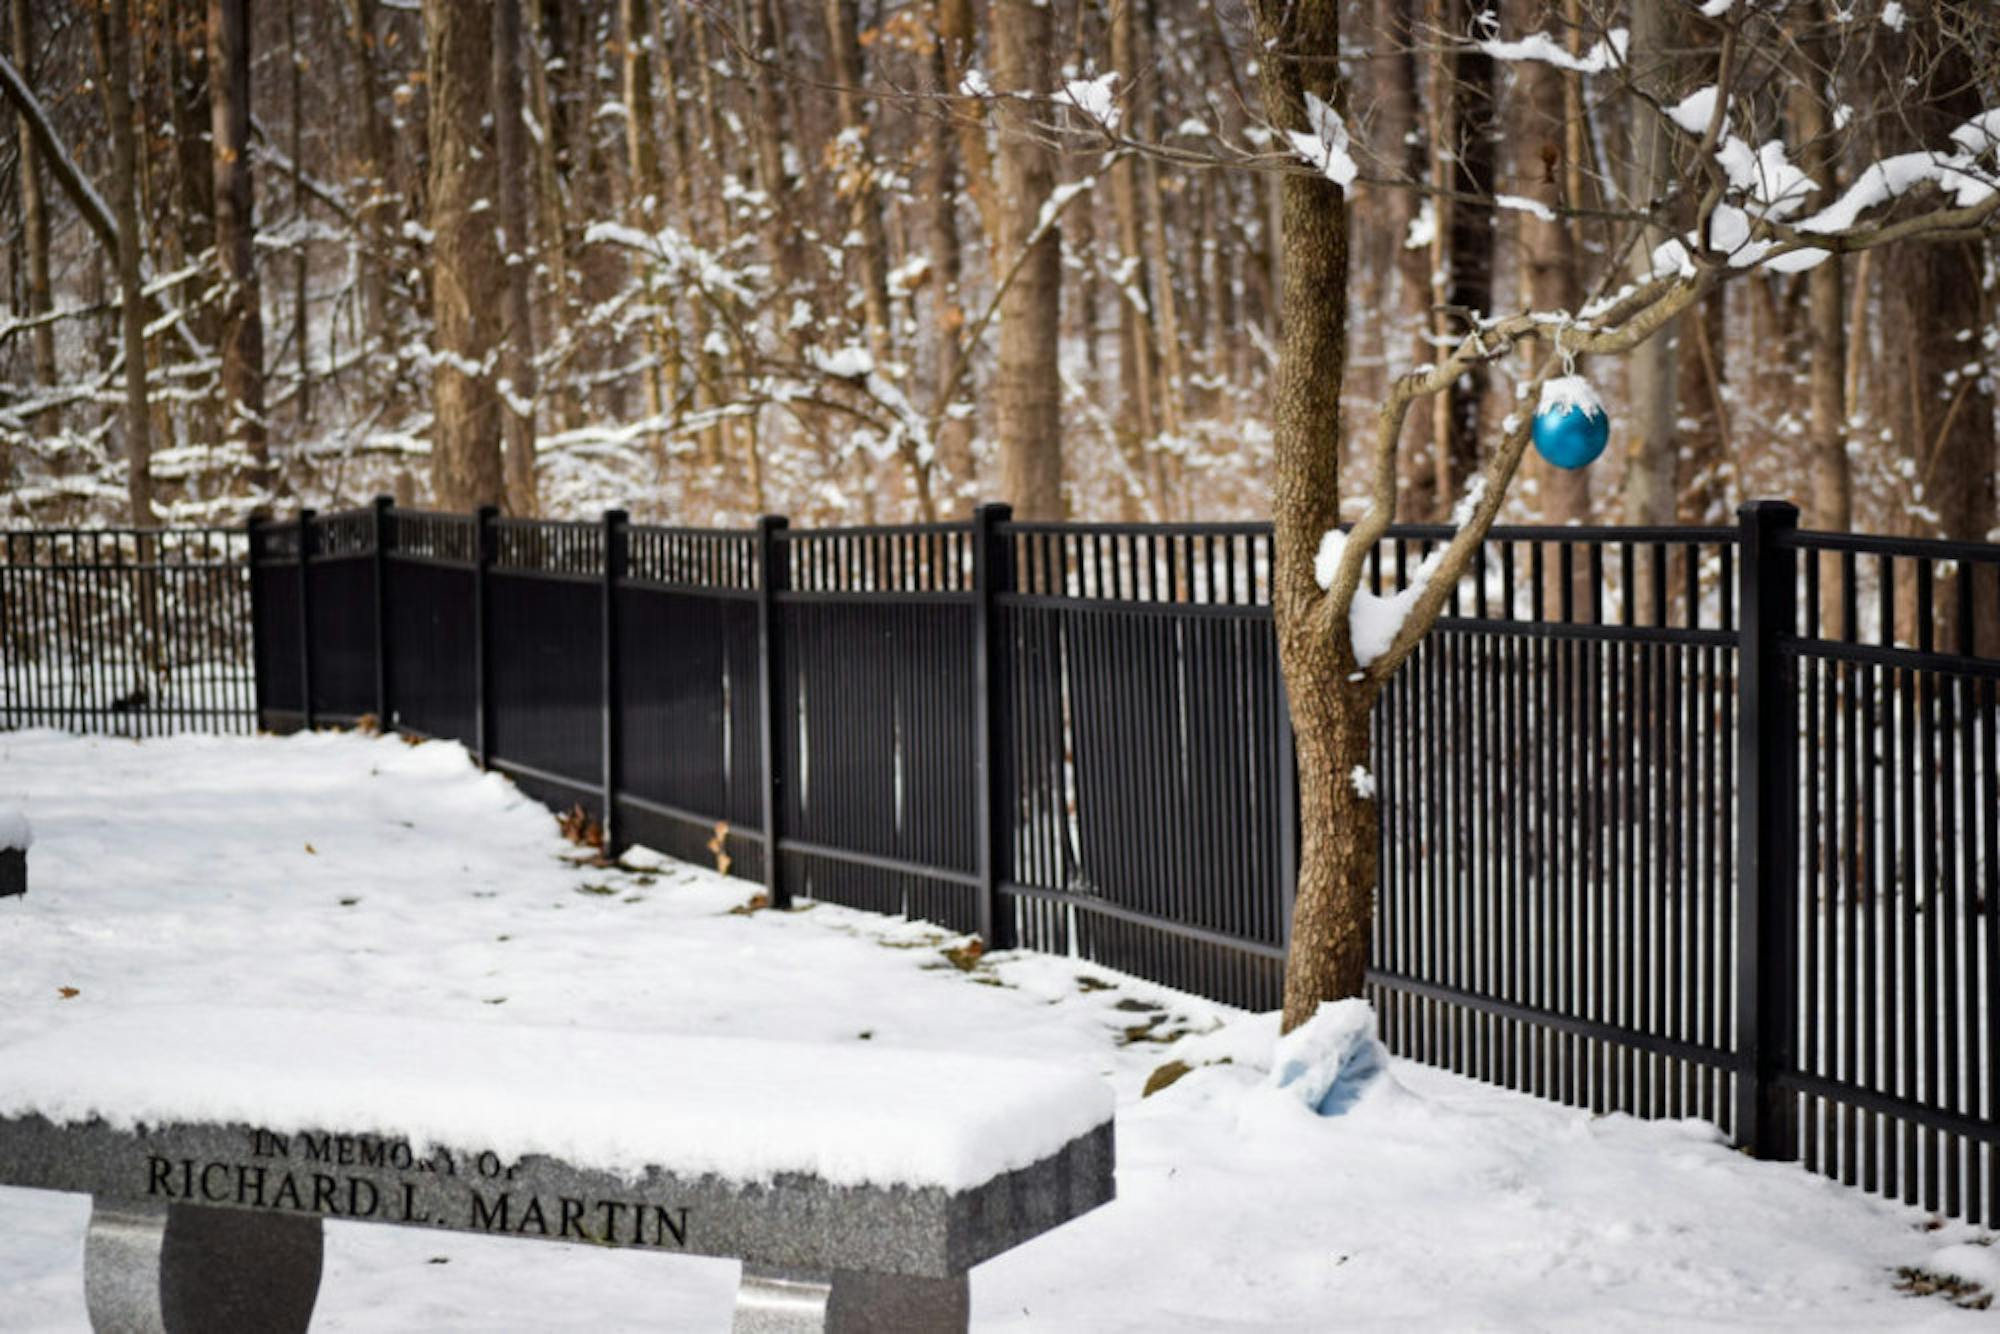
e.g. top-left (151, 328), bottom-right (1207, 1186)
top-left (1286, 93), bottom-right (1356, 188)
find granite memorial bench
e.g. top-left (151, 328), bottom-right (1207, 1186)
top-left (0, 1007), bottom-right (1116, 1333)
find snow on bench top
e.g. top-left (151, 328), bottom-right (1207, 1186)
top-left (0, 808), bottom-right (28, 851)
top-left (0, 1006), bottom-right (1114, 1192)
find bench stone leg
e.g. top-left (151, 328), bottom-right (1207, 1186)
top-left (83, 1198), bottom-right (322, 1334)
top-left (734, 1266), bottom-right (968, 1334)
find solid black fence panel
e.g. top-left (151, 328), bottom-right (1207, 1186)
top-left (772, 524), bottom-right (981, 934)
top-left (1780, 525), bottom-right (2000, 1227)
top-left (616, 524), bottom-right (765, 879)
top-left (1365, 523), bottom-right (1744, 1133)
top-left (485, 518), bottom-right (606, 818)
top-left (996, 522), bottom-right (1289, 1012)
top-left (251, 519), bottom-right (304, 728)
top-left (383, 511), bottom-right (478, 746)
top-left (305, 509), bottom-right (380, 724)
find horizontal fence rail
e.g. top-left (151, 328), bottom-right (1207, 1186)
top-left (13, 498), bottom-right (1998, 1232)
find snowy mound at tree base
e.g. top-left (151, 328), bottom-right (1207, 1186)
top-left (1266, 1000), bottom-right (1404, 1116)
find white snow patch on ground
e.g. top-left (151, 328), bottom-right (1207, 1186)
top-left (0, 731), bottom-right (1990, 1331)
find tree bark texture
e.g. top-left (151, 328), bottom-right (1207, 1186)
top-left (1621, 0), bottom-right (1680, 528)
top-left (424, 0), bottom-right (506, 511)
top-left (105, 0), bottom-right (153, 523)
top-left (494, 0), bottom-right (540, 514)
top-left (209, 0), bottom-right (267, 483)
top-left (1248, 0), bottom-right (1370, 1030)
top-left (1508, 0), bottom-right (1588, 539)
top-left (8, 0), bottom-right (53, 393)
top-left (1438, 0), bottom-right (1496, 517)
top-left (991, 0), bottom-right (1062, 520)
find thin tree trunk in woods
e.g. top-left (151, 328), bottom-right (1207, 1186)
top-left (424, 0), bottom-right (506, 511)
top-left (349, 0), bottom-right (394, 399)
top-left (288, 0), bottom-right (310, 426)
top-left (620, 0), bottom-right (671, 461)
top-left (1622, 0), bottom-right (1679, 530)
top-left (938, 0), bottom-right (1000, 266)
top-left (822, 0), bottom-right (932, 519)
top-left (494, 0), bottom-right (539, 515)
top-left (168, 0), bottom-right (216, 447)
top-left (991, 0), bottom-right (1062, 520)
top-left (1880, 58), bottom-right (1999, 652)
top-left (209, 0), bottom-right (267, 489)
top-left (1248, 0), bottom-right (1369, 1030)
top-left (1508, 0), bottom-right (1589, 549)
top-left (105, 0), bottom-right (153, 524)
top-left (928, 27), bottom-right (974, 511)
top-left (1109, 0), bottom-right (1159, 517)
top-left (1437, 0), bottom-right (1495, 518)
top-left (1791, 45), bottom-right (1848, 635)
top-left (1675, 290), bottom-right (1729, 521)
top-left (1375, 0), bottom-right (1432, 515)
top-left (9, 0), bottom-right (53, 398)
top-left (525, 0), bottom-right (578, 434)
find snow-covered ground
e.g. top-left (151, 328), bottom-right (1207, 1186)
top-left (0, 729), bottom-right (1992, 1331)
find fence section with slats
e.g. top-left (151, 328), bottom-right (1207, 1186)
top-left (1781, 526), bottom-right (2000, 1223)
top-left (4, 527), bottom-right (254, 734)
top-left (1366, 526), bottom-right (1743, 1135)
top-left (13, 497), bottom-right (1997, 1231)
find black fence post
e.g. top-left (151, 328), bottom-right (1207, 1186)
top-left (296, 508), bottom-right (316, 731)
top-left (756, 515), bottom-right (790, 908)
top-left (972, 502), bottom-right (1016, 950)
top-left (246, 511), bottom-right (268, 731)
top-left (472, 505), bottom-right (498, 769)
top-left (602, 509), bottom-right (628, 857)
top-left (1735, 499), bottom-right (1800, 1160)
top-left (372, 496), bottom-right (393, 731)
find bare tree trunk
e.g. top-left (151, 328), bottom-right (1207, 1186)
top-left (209, 0), bottom-right (267, 489)
top-left (991, 0), bottom-right (1062, 520)
top-left (1791, 44), bottom-right (1848, 634)
top-left (1375, 0), bottom-right (1432, 515)
top-left (1621, 0), bottom-right (1679, 528)
top-left (9, 0), bottom-right (53, 395)
top-left (350, 0), bottom-right (394, 396)
top-left (1675, 290), bottom-right (1729, 522)
top-left (621, 0), bottom-right (671, 459)
top-left (424, 0), bottom-right (506, 510)
top-left (928, 24), bottom-right (974, 511)
top-left (1250, 0), bottom-right (1369, 1027)
top-left (287, 0), bottom-right (311, 427)
top-left (1509, 0), bottom-right (1588, 539)
top-left (1879, 30), bottom-right (1998, 653)
top-left (105, 0), bottom-right (153, 523)
top-left (1436, 0), bottom-right (1495, 517)
top-left (1108, 0), bottom-right (1158, 513)
top-left (494, 0), bottom-right (540, 514)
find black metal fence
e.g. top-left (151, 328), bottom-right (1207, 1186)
top-left (11, 499), bottom-right (1996, 1228)
top-left (0, 527), bottom-right (255, 733)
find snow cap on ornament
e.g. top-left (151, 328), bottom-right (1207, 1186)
top-left (1532, 375), bottom-right (1609, 469)
top-left (1531, 330), bottom-right (1609, 470)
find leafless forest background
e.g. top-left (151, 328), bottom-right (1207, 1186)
top-left (0, 0), bottom-right (1994, 549)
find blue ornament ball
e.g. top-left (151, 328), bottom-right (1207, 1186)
top-left (1531, 377), bottom-right (1610, 470)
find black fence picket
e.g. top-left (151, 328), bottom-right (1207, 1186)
top-left (6, 498), bottom-right (1997, 1230)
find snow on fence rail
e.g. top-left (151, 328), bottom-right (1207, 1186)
top-left (9, 501), bottom-right (2000, 1231)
